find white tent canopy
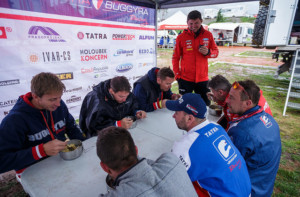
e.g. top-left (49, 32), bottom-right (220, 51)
top-left (208, 23), bottom-right (240, 31)
top-left (158, 11), bottom-right (188, 30)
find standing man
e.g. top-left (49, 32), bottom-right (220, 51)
top-left (166, 93), bottom-right (251, 197)
top-left (79, 76), bottom-right (146, 138)
top-left (226, 80), bottom-right (281, 197)
top-left (97, 126), bottom-right (197, 197)
top-left (0, 72), bottom-right (85, 178)
top-left (207, 74), bottom-right (272, 130)
top-left (133, 67), bottom-right (181, 112)
top-left (172, 10), bottom-right (219, 106)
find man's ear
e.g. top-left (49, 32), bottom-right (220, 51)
top-left (157, 77), bottom-right (161, 85)
top-left (245, 99), bottom-right (253, 107)
top-left (32, 93), bottom-right (39, 99)
top-left (100, 162), bottom-right (110, 174)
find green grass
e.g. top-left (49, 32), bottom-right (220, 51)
top-left (236, 51), bottom-right (273, 58)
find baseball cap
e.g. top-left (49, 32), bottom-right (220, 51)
top-left (166, 93), bottom-right (207, 119)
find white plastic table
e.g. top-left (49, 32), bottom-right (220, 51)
top-left (21, 108), bottom-right (220, 197)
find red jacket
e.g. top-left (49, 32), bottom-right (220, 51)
top-left (172, 26), bottom-right (219, 83)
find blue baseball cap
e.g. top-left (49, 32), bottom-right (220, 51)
top-left (166, 93), bottom-right (207, 119)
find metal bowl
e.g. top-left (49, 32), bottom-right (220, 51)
top-left (208, 104), bottom-right (223, 116)
top-left (59, 139), bottom-right (83, 161)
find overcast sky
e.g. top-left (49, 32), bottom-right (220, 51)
top-left (157, 1), bottom-right (260, 21)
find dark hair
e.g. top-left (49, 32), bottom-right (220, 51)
top-left (208, 75), bottom-right (231, 93)
top-left (96, 126), bottom-right (137, 171)
top-left (110, 76), bottom-right (131, 93)
top-left (187, 10), bottom-right (202, 21)
top-left (157, 67), bottom-right (175, 80)
top-left (31, 72), bottom-right (65, 97)
top-left (238, 80), bottom-right (260, 105)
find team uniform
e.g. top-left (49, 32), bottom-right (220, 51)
top-left (228, 106), bottom-right (281, 197)
top-left (172, 120), bottom-right (251, 197)
top-left (0, 92), bottom-right (85, 177)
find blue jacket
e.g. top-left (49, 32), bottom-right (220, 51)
top-left (133, 67), bottom-right (173, 112)
top-left (0, 93), bottom-right (85, 174)
top-left (228, 106), bottom-right (281, 197)
top-left (172, 120), bottom-right (251, 197)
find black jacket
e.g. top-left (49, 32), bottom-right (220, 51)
top-left (79, 79), bottom-right (138, 138)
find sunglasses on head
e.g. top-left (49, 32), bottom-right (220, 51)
top-left (232, 81), bottom-right (250, 100)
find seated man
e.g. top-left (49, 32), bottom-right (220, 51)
top-left (226, 80), bottom-right (281, 197)
top-left (79, 76), bottom-right (146, 138)
top-left (0, 72), bottom-right (85, 178)
top-left (166, 93), bottom-right (251, 197)
top-left (97, 126), bottom-right (197, 197)
top-left (207, 74), bottom-right (272, 130)
top-left (133, 67), bottom-right (180, 112)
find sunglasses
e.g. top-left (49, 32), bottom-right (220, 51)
top-left (232, 81), bottom-right (250, 100)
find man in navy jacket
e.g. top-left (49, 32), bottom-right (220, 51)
top-left (227, 80), bottom-right (281, 197)
top-left (133, 67), bottom-right (180, 112)
top-left (0, 72), bottom-right (85, 178)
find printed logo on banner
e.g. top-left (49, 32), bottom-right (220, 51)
top-left (70, 0), bottom-right (93, 8)
top-left (112, 34), bottom-right (135, 40)
top-left (138, 62), bottom-right (154, 68)
top-left (28, 26), bottom-right (66, 42)
top-left (139, 48), bottom-right (154, 54)
top-left (0, 27), bottom-right (12, 39)
top-left (3, 110), bottom-right (10, 116)
top-left (130, 15), bottom-right (148, 25)
top-left (101, 1), bottom-right (149, 15)
top-left (0, 79), bottom-right (20, 86)
top-left (42, 51), bottom-right (71, 63)
top-left (81, 66), bottom-right (109, 74)
top-left (113, 49), bottom-right (134, 57)
top-left (94, 73), bottom-right (109, 78)
top-left (0, 99), bottom-right (18, 108)
top-left (92, 0), bottom-right (104, 10)
top-left (116, 63), bottom-right (133, 73)
top-left (28, 53), bottom-right (40, 63)
top-left (64, 86), bottom-right (83, 94)
top-left (66, 95), bottom-right (82, 104)
top-left (77, 32), bottom-right (107, 40)
top-left (139, 35), bottom-right (154, 40)
top-left (56, 72), bottom-right (73, 80)
top-left (80, 49), bottom-right (107, 62)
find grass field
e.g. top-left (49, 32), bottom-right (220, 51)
top-left (162, 47), bottom-right (300, 196)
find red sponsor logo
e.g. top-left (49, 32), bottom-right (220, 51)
top-left (92, 0), bottom-right (103, 10)
top-left (0, 27), bottom-right (7, 39)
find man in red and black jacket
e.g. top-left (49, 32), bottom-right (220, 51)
top-left (0, 72), bottom-right (85, 178)
top-left (172, 10), bottom-right (219, 106)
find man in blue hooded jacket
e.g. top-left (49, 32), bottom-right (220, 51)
top-left (227, 80), bottom-right (281, 197)
top-left (133, 67), bottom-right (180, 112)
top-left (0, 72), bottom-right (85, 178)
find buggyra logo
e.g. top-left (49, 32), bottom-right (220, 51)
top-left (93, 0), bottom-right (148, 15)
top-left (28, 26), bottom-right (66, 42)
top-left (213, 135), bottom-right (236, 162)
top-left (116, 63), bottom-right (133, 73)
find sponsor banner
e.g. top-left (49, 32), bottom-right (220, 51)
top-left (0, 0), bottom-right (155, 26)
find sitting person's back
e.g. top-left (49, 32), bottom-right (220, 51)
top-left (97, 126), bottom-right (197, 197)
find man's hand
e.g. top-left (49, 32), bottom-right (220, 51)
top-left (43, 139), bottom-right (67, 156)
top-left (198, 45), bottom-right (209, 55)
top-left (120, 117), bottom-right (133, 129)
top-left (161, 99), bottom-right (168, 108)
top-left (171, 93), bottom-right (181, 100)
top-left (136, 111), bottom-right (147, 119)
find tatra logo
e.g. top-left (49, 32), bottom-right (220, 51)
top-left (213, 135), bottom-right (236, 162)
top-left (103, 1), bottom-right (148, 15)
top-left (116, 63), bottom-right (133, 73)
top-left (92, 0), bottom-right (103, 10)
top-left (0, 27), bottom-right (8, 39)
top-left (113, 49), bottom-right (134, 56)
top-left (139, 48), bottom-right (154, 54)
top-left (42, 51), bottom-right (71, 63)
top-left (0, 99), bottom-right (18, 108)
top-left (56, 72), bottom-right (73, 80)
top-left (0, 79), bottom-right (20, 86)
top-left (66, 95), bottom-right (82, 104)
top-left (139, 35), bottom-right (154, 40)
top-left (112, 34), bottom-right (135, 40)
top-left (64, 87), bottom-right (83, 93)
top-left (28, 26), bottom-right (66, 42)
top-left (80, 49), bottom-right (107, 62)
top-left (78, 32), bottom-right (107, 39)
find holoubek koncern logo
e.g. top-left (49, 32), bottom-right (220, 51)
top-left (28, 26), bottom-right (66, 42)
